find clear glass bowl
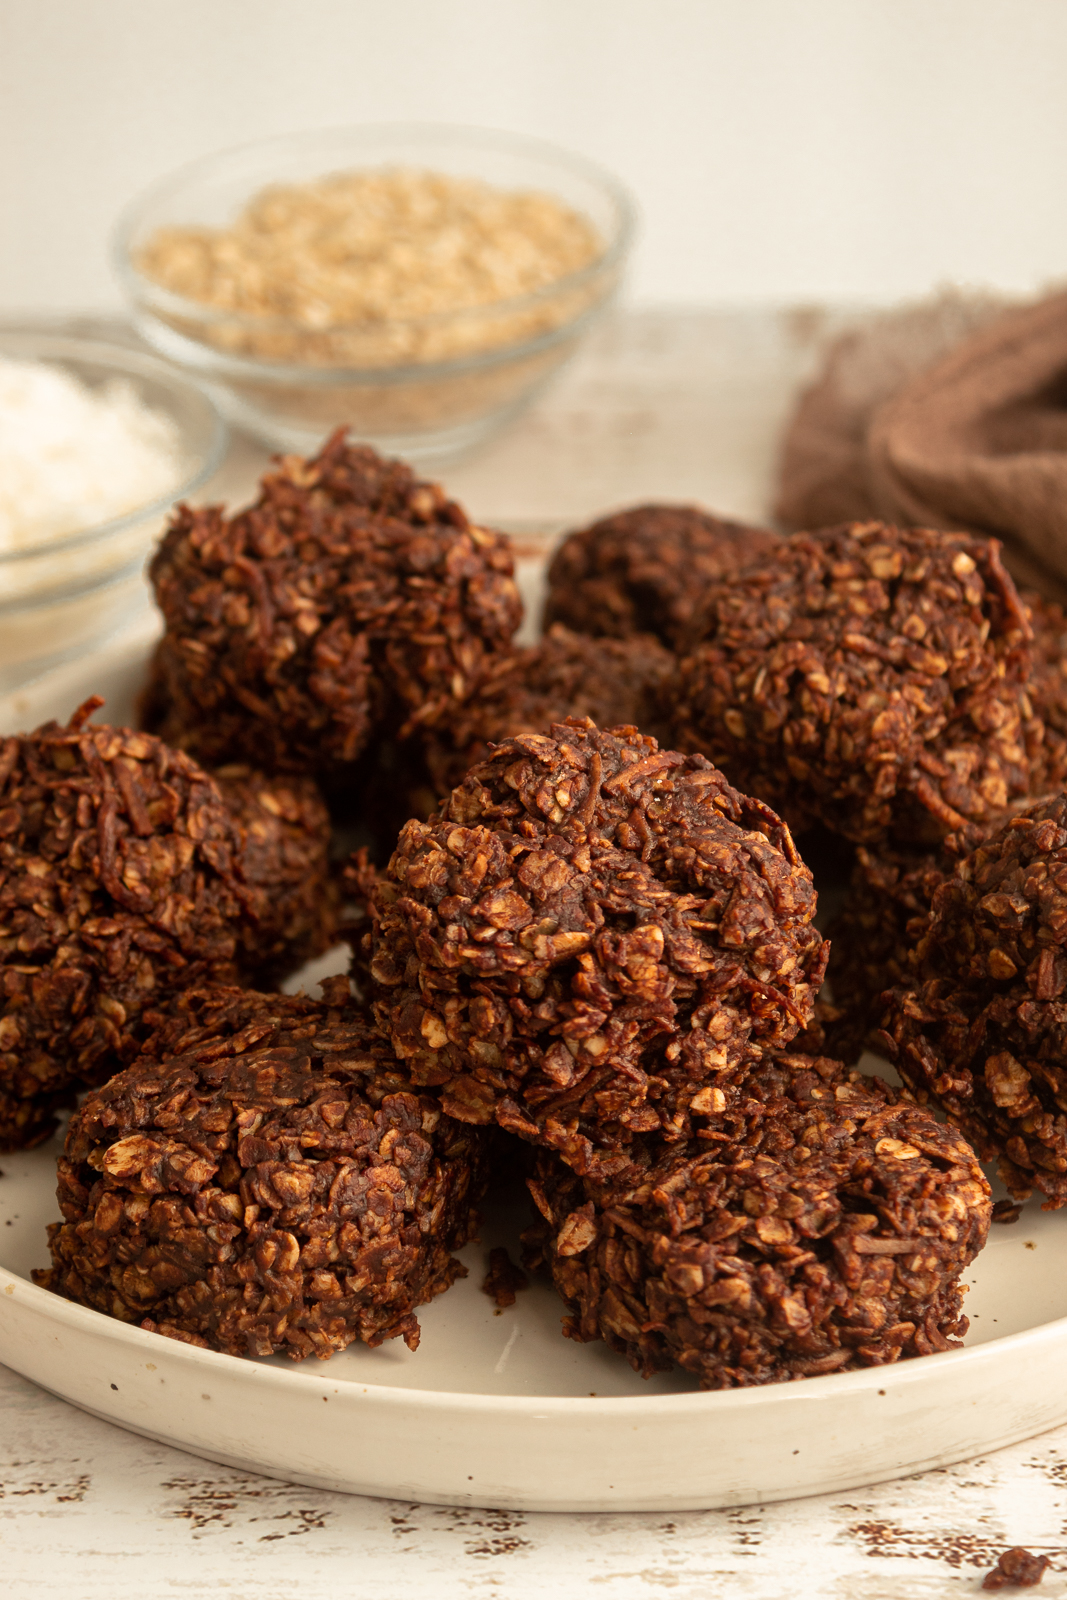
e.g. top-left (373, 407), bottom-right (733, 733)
top-left (0, 330), bottom-right (227, 692)
top-left (113, 124), bottom-right (635, 466)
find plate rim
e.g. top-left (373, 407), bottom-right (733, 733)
top-left (8, 1254), bottom-right (1067, 1416)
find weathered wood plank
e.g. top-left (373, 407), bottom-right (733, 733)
top-left (3, 1361), bottom-right (1066, 1598)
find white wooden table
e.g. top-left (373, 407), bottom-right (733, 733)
top-left (3, 1356), bottom-right (1066, 1598)
top-left (4, 307), bottom-right (1065, 1598)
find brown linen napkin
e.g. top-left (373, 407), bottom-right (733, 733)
top-left (775, 289), bottom-right (1067, 600)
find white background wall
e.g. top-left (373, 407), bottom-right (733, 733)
top-left (3, 0), bottom-right (1067, 313)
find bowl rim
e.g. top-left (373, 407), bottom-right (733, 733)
top-left (112, 121), bottom-right (637, 347)
top-left (129, 284), bottom-right (615, 388)
top-left (0, 328), bottom-right (228, 566)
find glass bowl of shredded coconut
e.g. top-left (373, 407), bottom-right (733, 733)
top-left (114, 125), bottom-right (634, 465)
top-left (0, 330), bottom-right (226, 690)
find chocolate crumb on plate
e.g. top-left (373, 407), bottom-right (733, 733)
top-left (481, 1246), bottom-right (529, 1309)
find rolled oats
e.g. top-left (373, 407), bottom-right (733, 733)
top-left (136, 168), bottom-right (603, 369)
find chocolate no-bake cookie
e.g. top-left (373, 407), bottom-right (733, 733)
top-left (362, 719), bottom-right (827, 1175)
top-left (143, 430), bottom-right (522, 774)
top-left (525, 1053), bottom-right (991, 1388)
top-left (820, 841), bottom-right (961, 1063)
top-left (670, 522), bottom-right (1036, 846)
top-left (543, 503), bottom-right (778, 648)
top-left (36, 981), bottom-right (491, 1359)
top-left (880, 795), bottom-right (1067, 1206)
top-left (0, 705), bottom-right (334, 1150)
top-left (405, 623), bottom-right (675, 811)
top-left (213, 764), bottom-right (338, 981)
top-left (1023, 592), bottom-right (1067, 794)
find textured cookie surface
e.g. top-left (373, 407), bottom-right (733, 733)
top-left (544, 503), bottom-right (777, 647)
top-left (880, 796), bottom-right (1067, 1206)
top-left (671, 521), bottom-right (1035, 845)
top-left (526, 1054), bottom-right (991, 1388)
top-left (364, 719), bottom-right (827, 1174)
top-left (144, 431), bottom-right (522, 773)
top-left (0, 705), bottom-right (255, 1149)
top-left (36, 982), bottom-right (490, 1360)
top-left (400, 623), bottom-right (675, 813)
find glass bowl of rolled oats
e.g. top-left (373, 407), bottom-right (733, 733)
top-left (114, 124), bottom-right (635, 466)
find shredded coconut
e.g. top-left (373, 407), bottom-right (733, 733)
top-left (0, 358), bottom-right (183, 555)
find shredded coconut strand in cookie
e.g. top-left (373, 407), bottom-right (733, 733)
top-left (0, 358), bottom-right (183, 554)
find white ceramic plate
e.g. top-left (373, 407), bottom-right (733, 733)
top-left (3, 628), bottom-right (1067, 1513)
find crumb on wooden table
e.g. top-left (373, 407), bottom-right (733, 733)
top-left (982, 1546), bottom-right (1051, 1589)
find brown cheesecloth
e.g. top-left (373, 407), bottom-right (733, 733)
top-left (776, 289), bottom-right (1067, 603)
